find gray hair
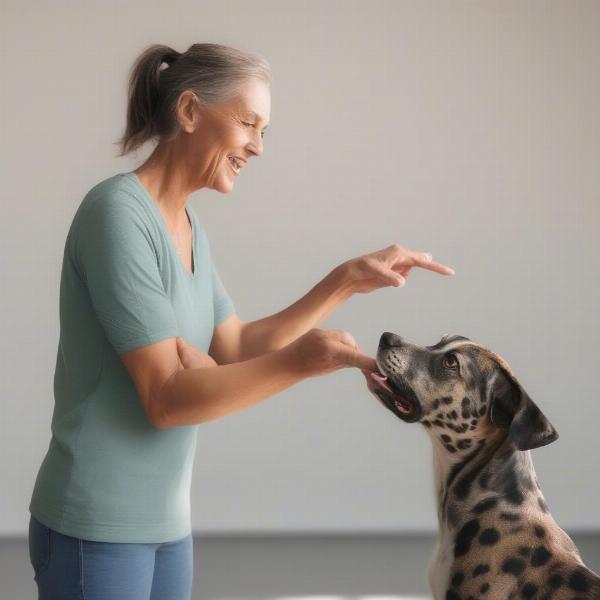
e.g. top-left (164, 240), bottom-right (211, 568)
top-left (115, 42), bottom-right (272, 157)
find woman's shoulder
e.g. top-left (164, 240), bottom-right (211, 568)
top-left (67, 172), bottom-right (156, 255)
top-left (71, 172), bottom-right (154, 235)
top-left (80, 172), bottom-right (144, 213)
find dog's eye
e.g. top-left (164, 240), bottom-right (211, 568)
top-left (443, 354), bottom-right (459, 370)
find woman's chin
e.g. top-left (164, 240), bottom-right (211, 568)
top-left (212, 177), bottom-right (234, 193)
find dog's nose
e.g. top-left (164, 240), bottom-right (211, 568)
top-left (379, 332), bottom-right (403, 349)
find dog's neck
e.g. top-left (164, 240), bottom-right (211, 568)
top-left (427, 427), bottom-right (545, 530)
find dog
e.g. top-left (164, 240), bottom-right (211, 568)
top-left (365, 331), bottom-right (600, 600)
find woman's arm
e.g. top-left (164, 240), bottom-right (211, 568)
top-left (239, 264), bottom-right (353, 361)
top-left (239, 245), bottom-right (454, 361)
top-left (158, 329), bottom-right (376, 428)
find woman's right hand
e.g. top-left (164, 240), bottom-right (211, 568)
top-left (286, 328), bottom-right (377, 377)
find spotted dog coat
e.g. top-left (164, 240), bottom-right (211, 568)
top-left (365, 332), bottom-right (600, 600)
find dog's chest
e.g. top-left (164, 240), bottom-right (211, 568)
top-left (428, 531), bottom-right (453, 600)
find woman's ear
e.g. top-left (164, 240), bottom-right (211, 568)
top-left (488, 368), bottom-right (559, 450)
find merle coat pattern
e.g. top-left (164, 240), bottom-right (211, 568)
top-left (365, 332), bottom-right (600, 600)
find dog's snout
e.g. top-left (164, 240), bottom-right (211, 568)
top-left (379, 332), bottom-right (403, 349)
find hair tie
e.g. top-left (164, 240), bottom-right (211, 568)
top-left (159, 51), bottom-right (180, 71)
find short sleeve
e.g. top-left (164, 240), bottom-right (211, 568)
top-left (211, 260), bottom-right (236, 326)
top-left (74, 196), bottom-right (179, 353)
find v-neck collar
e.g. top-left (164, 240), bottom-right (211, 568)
top-left (125, 171), bottom-right (196, 279)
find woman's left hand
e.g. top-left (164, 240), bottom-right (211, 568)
top-left (340, 244), bottom-right (455, 294)
top-left (176, 337), bottom-right (218, 369)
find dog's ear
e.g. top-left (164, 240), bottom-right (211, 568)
top-left (488, 368), bottom-right (558, 450)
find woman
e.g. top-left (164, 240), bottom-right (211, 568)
top-left (28, 42), bottom-right (454, 599)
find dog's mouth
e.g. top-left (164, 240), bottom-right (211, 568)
top-left (367, 364), bottom-right (422, 423)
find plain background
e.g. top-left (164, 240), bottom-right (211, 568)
top-left (1, 0), bottom-right (599, 539)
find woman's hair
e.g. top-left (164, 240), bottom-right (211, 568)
top-left (115, 43), bottom-right (271, 157)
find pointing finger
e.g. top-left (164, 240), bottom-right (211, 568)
top-left (335, 343), bottom-right (378, 371)
top-left (414, 258), bottom-right (455, 275)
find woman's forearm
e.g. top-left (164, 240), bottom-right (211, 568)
top-left (157, 344), bottom-right (308, 428)
top-left (239, 264), bottom-right (354, 361)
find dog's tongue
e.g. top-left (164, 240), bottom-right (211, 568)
top-left (370, 371), bottom-right (412, 414)
top-left (370, 371), bottom-right (394, 394)
top-left (394, 399), bottom-right (412, 414)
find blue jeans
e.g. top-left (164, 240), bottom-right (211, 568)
top-left (28, 514), bottom-right (193, 600)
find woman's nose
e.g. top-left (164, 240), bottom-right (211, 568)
top-left (247, 135), bottom-right (263, 157)
top-left (379, 332), bottom-right (403, 350)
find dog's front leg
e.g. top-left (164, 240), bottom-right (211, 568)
top-left (428, 533), bottom-right (452, 600)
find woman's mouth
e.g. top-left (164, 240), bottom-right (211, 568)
top-left (227, 155), bottom-right (243, 175)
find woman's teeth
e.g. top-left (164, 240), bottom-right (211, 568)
top-left (227, 156), bottom-right (241, 174)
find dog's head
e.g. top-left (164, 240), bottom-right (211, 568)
top-left (366, 332), bottom-right (558, 452)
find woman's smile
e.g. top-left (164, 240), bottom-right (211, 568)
top-left (226, 155), bottom-right (242, 175)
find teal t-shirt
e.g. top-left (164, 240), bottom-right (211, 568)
top-left (29, 171), bottom-right (236, 543)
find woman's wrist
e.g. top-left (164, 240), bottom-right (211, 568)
top-left (327, 262), bottom-right (356, 301)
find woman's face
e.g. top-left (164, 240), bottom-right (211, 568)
top-left (183, 78), bottom-right (271, 193)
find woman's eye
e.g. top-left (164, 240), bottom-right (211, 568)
top-left (443, 354), bottom-right (459, 370)
top-left (242, 122), bottom-right (265, 138)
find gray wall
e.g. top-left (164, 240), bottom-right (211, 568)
top-left (1, 0), bottom-right (599, 537)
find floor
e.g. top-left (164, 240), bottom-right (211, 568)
top-left (1, 533), bottom-right (599, 599)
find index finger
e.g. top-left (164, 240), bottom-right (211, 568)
top-left (336, 345), bottom-right (378, 372)
top-left (353, 354), bottom-right (378, 372)
top-left (412, 258), bottom-right (455, 275)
